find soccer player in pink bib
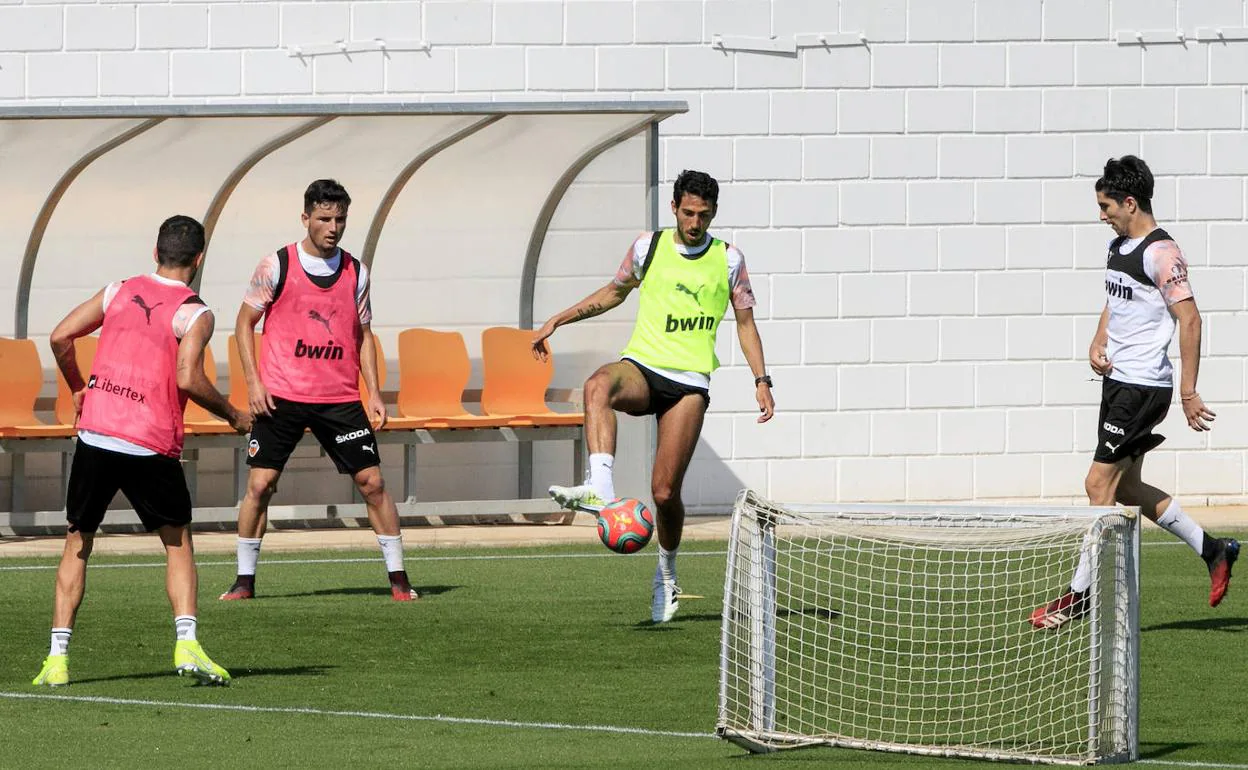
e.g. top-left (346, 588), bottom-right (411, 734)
top-left (33, 216), bottom-right (251, 687)
top-left (219, 179), bottom-right (416, 603)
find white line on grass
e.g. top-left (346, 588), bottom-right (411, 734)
top-left (1141, 761), bottom-right (1248, 769)
top-left (3, 693), bottom-right (1245, 766)
top-left (0, 550), bottom-right (730, 572)
top-left (0, 540), bottom-right (1195, 573)
top-left (0, 692), bottom-right (714, 740)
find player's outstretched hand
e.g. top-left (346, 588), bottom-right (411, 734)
top-left (531, 322), bottom-right (555, 362)
top-left (756, 382), bottom-right (775, 424)
top-left (229, 408), bottom-right (253, 434)
top-left (248, 381), bottom-right (276, 417)
top-left (1182, 393), bottom-right (1215, 432)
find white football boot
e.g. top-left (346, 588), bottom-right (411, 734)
top-left (652, 578), bottom-right (682, 623)
top-left (548, 484), bottom-right (606, 514)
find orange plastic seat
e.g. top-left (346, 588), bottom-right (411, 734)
top-left (0, 338), bottom-right (61, 437)
top-left (480, 327), bottom-right (584, 427)
top-left (390, 328), bottom-right (509, 429)
top-left (0, 336), bottom-right (94, 438)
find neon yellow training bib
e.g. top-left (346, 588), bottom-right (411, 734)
top-left (621, 230), bottom-right (731, 374)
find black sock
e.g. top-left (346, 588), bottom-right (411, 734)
top-left (388, 570), bottom-right (410, 586)
top-left (1201, 533), bottom-right (1218, 563)
top-left (233, 574), bottom-right (255, 592)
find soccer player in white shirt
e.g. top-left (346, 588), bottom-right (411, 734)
top-left (1031, 156), bottom-right (1239, 630)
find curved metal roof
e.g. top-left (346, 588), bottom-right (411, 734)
top-left (0, 101), bottom-right (685, 338)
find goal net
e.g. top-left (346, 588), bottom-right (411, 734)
top-left (717, 490), bottom-right (1139, 765)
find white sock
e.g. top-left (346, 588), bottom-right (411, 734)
top-left (174, 615), bottom-right (197, 642)
top-left (1069, 532), bottom-right (1095, 594)
top-left (656, 545), bottom-right (678, 584)
top-left (377, 534), bottom-right (405, 573)
top-left (49, 628), bottom-right (71, 657)
top-left (1156, 498), bottom-right (1205, 556)
top-left (236, 537), bottom-right (262, 576)
top-left (588, 453), bottom-right (615, 501)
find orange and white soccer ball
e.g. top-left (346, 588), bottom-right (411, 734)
top-left (596, 498), bottom-right (655, 554)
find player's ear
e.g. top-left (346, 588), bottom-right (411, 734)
top-left (153, 247), bottom-right (160, 266)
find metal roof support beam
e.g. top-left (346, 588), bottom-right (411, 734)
top-left (14, 118), bottom-right (165, 339)
top-left (195, 116), bottom-right (337, 292)
top-left (359, 115), bottom-right (504, 270)
top-left (517, 115), bottom-right (657, 331)
top-left (514, 114), bottom-right (656, 501)
top-left (646, 121), bottom-right (661, 233)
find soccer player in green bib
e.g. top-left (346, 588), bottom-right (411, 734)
top-left (532, 170), bottom-right (774, 623)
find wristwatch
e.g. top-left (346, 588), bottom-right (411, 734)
top-left (755, 375), bottom-right (773, 388)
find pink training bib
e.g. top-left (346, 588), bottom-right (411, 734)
top-left (78, 275), bottom-right (195, 457)
top-left (259, 243), bottom-right (362, 404)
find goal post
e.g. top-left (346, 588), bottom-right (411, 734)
top-left (717, 490), bottom-right (1140, 765)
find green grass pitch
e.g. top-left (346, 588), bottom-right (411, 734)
top-left (0, 532), bottom-right (1245, 768)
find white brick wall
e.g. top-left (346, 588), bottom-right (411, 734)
top-left (9, 0), bottom-right (1248, 509)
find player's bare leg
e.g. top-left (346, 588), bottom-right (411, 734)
top-left (550, 361), bottom-right (649, 513)
top-left (355, 466), bottom-right (417, 601)
top-left (33, 531), bottom-right (94, 686)
top-left (220, 467), bottom-right (279, 600)
top-left (1030, 459), bottom-right (1129, 629)
top-left (1118, 458), bottom-right (1239, 606)
top-left (649, 393), bottom-right (706, 623)
top-left (161, 525), bottom-right (228, 684)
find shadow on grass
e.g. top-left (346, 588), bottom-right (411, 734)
top-left (230, 664), bottom-right (338, 679)
top-left (630, 611), bottom-right (723, 629)
top-left (72, 664), bottom-right (337, 685)
top-left (269, 585), bottom-right (460, 599)
top-left (1142, 616), bottom-right (1248, 633)
top-left (1140, 741), bottom-right (1200, 760)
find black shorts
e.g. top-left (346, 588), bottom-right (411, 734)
top-left (1094, 378), bottom-right (1171, 464)
top-left (247, 396), bottom-right (379, 475)
top-left (66, 439), bottom-right (192, 534)
top-left (622, 358), bottom-right (710, 419)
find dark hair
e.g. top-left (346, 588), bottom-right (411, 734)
top-left (1095, 155), bottom-right (1153, 214)
top-left (673, 170), bottom-right (719, 211)
top-left (156, 215), bottom-right (205, 267)
top-left (303, 178), bottom-right (351, 214)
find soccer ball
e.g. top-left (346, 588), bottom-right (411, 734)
top-left (596, 498), bottom-right (655, 554)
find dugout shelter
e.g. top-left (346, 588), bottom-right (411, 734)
top-left (0, 100), bottom-right (686, 533)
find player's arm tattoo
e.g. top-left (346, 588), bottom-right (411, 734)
top-left (573, 302), bottom-right (606, 321)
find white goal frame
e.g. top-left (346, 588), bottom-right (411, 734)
top-left (717, 490), bottom-right (1140, 765)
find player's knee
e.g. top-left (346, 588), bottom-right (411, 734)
top-left (651, 483), bottom-right (680, 510)
top-left (584, 370), bottom-right (612, 407)
top-left (356, 470), bottom-right (386, 500)
top-left (1084, 472), bottom-right (1113, 503)
top-left (246, 476), bottom-right (278, 503)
